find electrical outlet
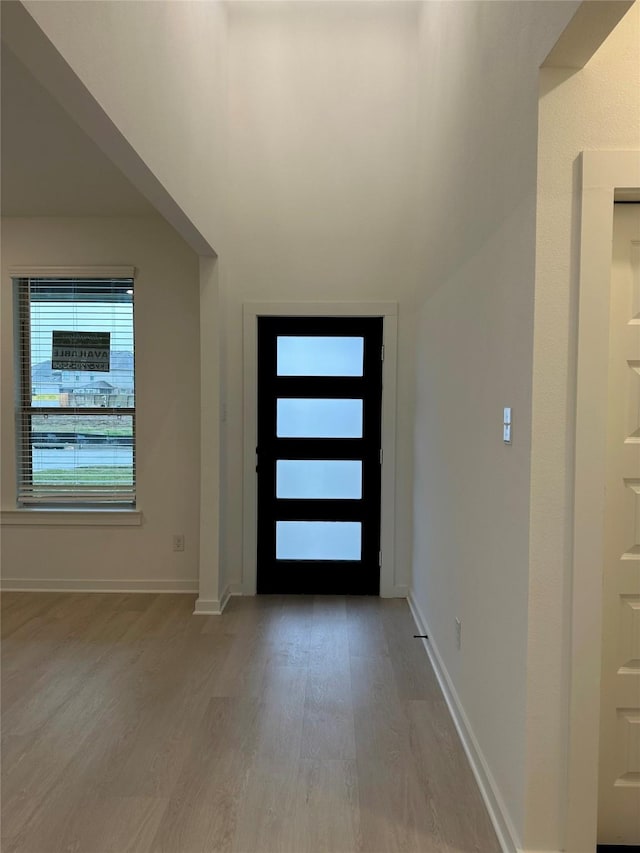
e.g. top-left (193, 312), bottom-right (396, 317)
top-left (172, 534), bottom-right (185, 552)
top-left (455, 618), bottom-right (462, 650)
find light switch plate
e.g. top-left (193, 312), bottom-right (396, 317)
top-left (503, 407), bottom-right (512, 444)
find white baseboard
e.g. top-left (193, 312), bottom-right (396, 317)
top-left (407, 590), bottom-right (521, 853)
top-left (193, 583), bottom-right (234, 615)
top-left (0, 577), bottom-right (198, 593)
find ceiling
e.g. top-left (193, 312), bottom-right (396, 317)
top-left (1, 47), bottom-right (155, 217)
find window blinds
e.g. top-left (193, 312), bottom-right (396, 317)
top-left (15, 277), bottom-right (136, 505)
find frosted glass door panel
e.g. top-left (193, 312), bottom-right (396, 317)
top-left (276, 460), bottom-right (362, 499)
top-left (277, 336), bottom-right (364, 376)
top-left (276, 521), bottom-right (361, 561)
top-left (277, 399), bottom-right (363, 438)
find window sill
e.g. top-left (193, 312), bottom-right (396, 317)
top-left (1, 509), bottom-right (143, 527)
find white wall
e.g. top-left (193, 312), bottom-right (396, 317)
top-left (411, 1), bottom-right (579, 847)
top-left (3, 3), bottom-right (636, 844)
top-left (1, 217), bottom-right (202, 589)
top-left (529, 6), bottom-right (640, 849)
top-left (18, 0), bottom-right (227, 253)
top-left (1, 0), bottom-right (419, 600)
top-left (221, 1), bottom-right (421, 594)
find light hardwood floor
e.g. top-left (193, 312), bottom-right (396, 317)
top-left (1, 593), bottom-right (501, 853)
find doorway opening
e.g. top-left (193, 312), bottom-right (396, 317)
top-left (569, 153), bottom-right (640, 853)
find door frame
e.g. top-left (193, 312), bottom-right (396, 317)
top-left (566, 150), bottom-right (640, 853)
top-left (242, 301), bottom-right (398, 597)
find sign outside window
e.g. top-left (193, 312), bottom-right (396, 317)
top-left (51, 331), bottom-right (111, 372)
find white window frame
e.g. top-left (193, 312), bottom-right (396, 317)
top-left (9, 265), bottom-right (139, 517)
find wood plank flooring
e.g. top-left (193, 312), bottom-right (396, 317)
top-left (1, 593), bottom-right (501, 853)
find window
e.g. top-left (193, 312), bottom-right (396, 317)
top-left (14, 276), bottom-right (135, 506)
